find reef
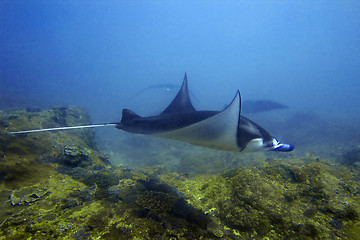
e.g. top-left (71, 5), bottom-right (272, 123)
top-left (0, 106), bottom-right (360, 239)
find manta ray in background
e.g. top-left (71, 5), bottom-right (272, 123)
top-left (134, 83), bottom-right (200, 102)
top-left (1, 73), bottom-right (293, 152)
top-left (134, 83), bottom-right (180, 96)
top-left (242, 100), bottom-right (288, 114)
top-left (117, 74), bottom-right (293, 152)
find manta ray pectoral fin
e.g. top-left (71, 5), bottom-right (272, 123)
top-left (155, 90), bottom-right (242, 151)
top-left (161, 73), bottom-right (196, 114)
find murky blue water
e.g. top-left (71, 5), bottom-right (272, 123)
top-left (1, 0), bottom-right (360, 163)
top-left (1, 2), bottom-right (360, 238)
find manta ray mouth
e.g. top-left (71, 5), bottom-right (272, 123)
top-left (270, 143), bottom-right (294, 152)
top-left (268, 139), bottom-right (294, 152)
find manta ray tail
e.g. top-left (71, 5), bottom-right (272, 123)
top-left (0, 122), bottom-right (118, 135)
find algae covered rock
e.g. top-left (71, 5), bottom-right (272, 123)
top-left (151, 159), bottom-right (360, 239)
top-left (191, 162), bottom-right (360, 239)
top-left (1, 107), bottom-right (360, 239)
top-left (0, 106), bottom-right (112, 238)
top-left (0, 106), bottom-right (105, 187)
top-left (58, 146), bottom-right (93, 167)
top-left (0, 107), bottom-right (216, 239)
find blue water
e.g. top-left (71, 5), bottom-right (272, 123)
top-left (1, 1), bottom-right (360, 158)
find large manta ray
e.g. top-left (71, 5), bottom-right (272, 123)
top-left (1, 74), bottom-right (293, 152)
top-left (117, 74), bottom-right (294, 152)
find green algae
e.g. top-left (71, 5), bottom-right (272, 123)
top-left (152, 160), bottom-right (360, 239)
top-left (1, 107), bottom-right (360, 239)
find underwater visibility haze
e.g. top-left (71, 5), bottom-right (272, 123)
top-left (1, 1), bottom-right (360, 239)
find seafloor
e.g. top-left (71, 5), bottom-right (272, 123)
top-left (0, 106), bottom-right (360, 239)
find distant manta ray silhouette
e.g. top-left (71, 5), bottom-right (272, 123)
top-left (1, 73), bottom-right (293, 152)
top-left (134, 83), bottom-right (200, 102)
top-left (134, 83), bottom-right (180, 96)
top-left (241, 100), bottom-right (289, 114)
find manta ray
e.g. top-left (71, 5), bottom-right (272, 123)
top-left (1, 74), bottom-right (293, 152)
top-left (242, 100), bottom-right (288, 114)
top-left (117, 74), bottom-right (293, 152)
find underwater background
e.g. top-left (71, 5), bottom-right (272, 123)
top-left (1, 1), bottom-right (360, 239)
